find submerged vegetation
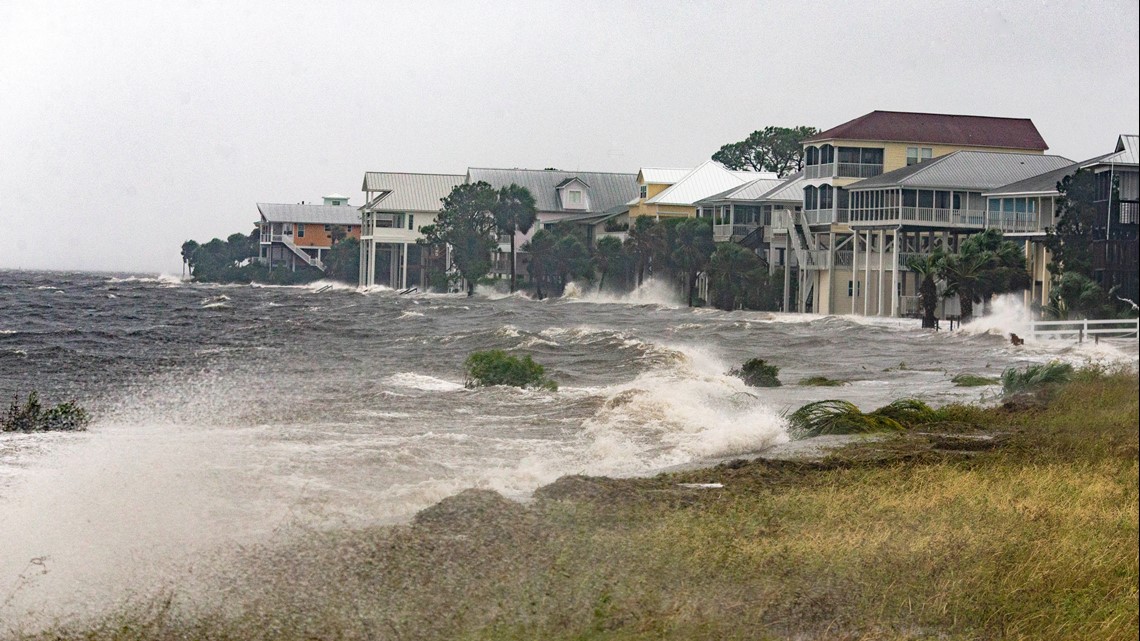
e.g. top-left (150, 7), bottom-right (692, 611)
top-left (728, 358), bottom-right (781, 387)
top-left (1, 392), bottom-right (90, 432)
top-left (17, 367), bottom-right (1137, 640)
top-left (797, 375), bottom-right (847, 386)
top-left (786, 398), bottom-right (946, 437)
top-left (952, 373), bottom-right (999, 387)
top-left (464, 350), bottom-right (558, 391)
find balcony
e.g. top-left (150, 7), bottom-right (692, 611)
top-left (803, 163), bottom-right (884, 180)
top-left (986, 212), bottom-right (1048, 234)
top-left (848, 207), bottom-right (986, 228)
top-left (802, 208), bottom-right (849, 225)
top-left (713, 223), bottom-right (759, 242)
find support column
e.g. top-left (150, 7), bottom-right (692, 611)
top-left (891, 228), bottom-right (900, 317)
top-left (401, 242), bottom-right (409, 290)
top-left (877, 229), bottom-right (885, 316)
top-left (863, 230), bottom-right (871, 316)
top-left (852, 230), bottom-right (859, 315)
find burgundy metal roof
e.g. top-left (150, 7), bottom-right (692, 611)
top-left (804, 110), bottom-right (1048, 151)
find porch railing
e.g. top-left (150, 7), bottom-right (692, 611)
top-left (713, 223), bottom-right (759, 241)
top-left (848, 207), bottom-right (986, 228)
top-left (1028, 318), bottom-right (1139, 342)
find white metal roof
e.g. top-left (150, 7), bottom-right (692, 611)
top-left (1094, 134), bottom-right (1139, 166)
top-left (756, 173), bottom-right (805, 203)
top-left (638, 167), bottom-right (693, 184)
top-left (323, 192), bottom-right (349, 200)
top-left (645, 161), bottom-right (773, 206)
top-left (361, 173), bottom-right (465, 212)
top-left (851, 151), bottom-right (1074, 191)
top-left (695, 177), bottom-right (785, 204)
top-left (257, 203), bottom-right (361, 225)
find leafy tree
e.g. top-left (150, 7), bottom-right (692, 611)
top-left (673, 218), bottom-right (715, 306)
top-left (712, 126), bottom-right (820, 177)
top-left (1045, 169), bottom-right (1099, 279)
top-left (419, 182), bottom-right (499, 296)
top-left (181, 240), bottom-right (199, 277)
top-left (323, 238), bottom-right (360, 284)
top-left (939, 251), bottom-right (989, 323)
top-left (961, 230), bottom-right (1031, 313)
top-left (906, 252), bottom-right (944, 329)
top-left (1044, 272), bottom-right (1115, 319)
top-left (492, 184), bottom-right (538, 293)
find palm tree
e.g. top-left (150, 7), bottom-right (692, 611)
top-left (906, 252), bottom-right (944, 329)
top-left (672, 218), bottom-right (715, 306)
top-left (493, 184), bottom-right (537, 293)
top-left (593, 236), bottom-right (623, 292)
top-left (624, 216), bottom-right (665, 287)
top-left (939, 251), bottom-right (991, 322)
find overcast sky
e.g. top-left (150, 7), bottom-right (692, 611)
top-left (2, 0), bottom-right (1138, 274)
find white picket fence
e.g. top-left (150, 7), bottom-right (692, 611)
top-left (1027, 318), bottom-right (1140, 342)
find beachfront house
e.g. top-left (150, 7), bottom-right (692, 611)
top-left (465, 168), bottom-right (638, 281)
top-left (257, 195), bottom-right (361, 271)
top-left (790, 110), bottom-right (1054, 315)
top-left (359, 172), bottom-right (465, 290)
top-left (627, 161), bottom-right (776, 220)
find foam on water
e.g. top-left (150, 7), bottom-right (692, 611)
top-left (561, 278), bottom-right (683, 307)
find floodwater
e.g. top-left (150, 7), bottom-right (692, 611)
top-left (0, 270), bottom-right (1135, 627)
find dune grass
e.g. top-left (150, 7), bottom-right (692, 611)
top-left (9, 369), bottom-right (1138, 641)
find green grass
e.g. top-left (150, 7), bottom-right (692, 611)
top-left (11, 369), bottom-right (1138, 641)
top-left (797, 376), bottom-right (847, 387)
top-left (1001, 360), bottom-right (1073, 395)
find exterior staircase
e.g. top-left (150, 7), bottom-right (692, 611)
top-left (281, 237), bottom-right (325, 271)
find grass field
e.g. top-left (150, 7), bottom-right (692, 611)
top-left (10, 369), bottom-right (1139, 641)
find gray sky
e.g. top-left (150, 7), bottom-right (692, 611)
top-left (2, 0), bottom-right (1137, 274)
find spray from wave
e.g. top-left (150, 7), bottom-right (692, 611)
top-left (561, 278), bottom-right (683, 307)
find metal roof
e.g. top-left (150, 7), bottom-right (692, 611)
top-left (983, 162), bottom-right (1082, 197)
top-left (361, 173), bottom-right (465, 211)
top-left (849, 151), bottom-right (1073, 192)
top-left (1091, 134), bottom-right (1139, 166)
top-left (323, 192), bottom-right (349, 200)
top-left (645, 161), bottom-right (772, 206)
top-left (638, 167), bottom-right (693, 184)
top-left (257, 203), bottom-right (361, 225)
top-left (466, 167), bottom-right (637, 213)
top-left (804, 110), bottom-right (1049, 151)
top-left (756, 172), bottom-right (806, 203)
top-left (695, 176), bottom-right (785, 204)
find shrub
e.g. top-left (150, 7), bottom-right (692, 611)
top-left (1001, 361), bottom-right (1074, 395)
top-left (872, 399), bottom-right (937, 425)
top-left (952, 374), bottom-right (999, 387)
top-left (730, 358), bottom-right (781, 387)
top-left (464, 350), bottom-right (558, 391)
top-left (2, 392), bottom-right (91, 432)
top-left (798, 376), bottom-right (847, 387)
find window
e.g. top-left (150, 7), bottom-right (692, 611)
top-left (569, 190), bottom-right (582, 205)
top-left (953, 193), bottom-right (962, 210)
top-left (819, 184), bottom-right (833, 210)
top-left (848, 280), bottom-right (861, 297)
top-left (907, 147), bottom-right (933, 165)
top-left (918, 190), bottom-right (934, 208)
top-left (639, 185), bottom-right (648, 199)
top-left (861, 148), bottom-right (884, 164)
top-left (902, 189), bottom-right (917, 207)
top-left (408, 214), bottom-right (415, 230)
top-left (324, 224), bottom-right (331, 231)
top-left (806, 146), bottom-right (819, 166)
top-left (935, 191), bottom-right (950, 210)
top-left (297, 224), bottom-right (305, 238)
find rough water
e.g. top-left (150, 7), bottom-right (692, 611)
top-left (0, 270), bottom-right (1136, 628)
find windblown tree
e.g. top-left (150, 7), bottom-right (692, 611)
top-left (707, 243), bottom-right (768, 311)
top-left (712, 126), bottom-right (820, 177)
top-left (492, 184), bottom-right (538, 292)
top-left (672, 217), bottom-right (715, 306)
top-left (323, 238), bottom-right (360, 283)
top-left (1045, 169), bottom-right (1099, 280)
top-left (180, 240), bottom-right (199, 277)
top-left (939, 230), bottom-right (1029, 322)
top-left (523, 223), bottom-right (592, 299)
top-left (592, 235), bottom-right (624, 292)
top-left (623, 216), bottom-right (665, 287)
top-left (418, 182), bottom-right (499, 296)
top-left (906, 252), bottom-right (945, 328)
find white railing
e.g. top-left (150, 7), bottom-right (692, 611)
top-left (848, 207), bottom-right (986, 228)
top-left (1027, 318), bottom-right (1139, 342)
top-left (804, 164), bottom-right (831, 179)
top-left (986, 213), bottom-right (1047, 233)
top-left (803, 249), bottom-right (830, 269)
top-left (836, 163), bottom-right (883, 178)
top-left (802, 208), bottom-right (849, 225)
top-left (713, 223), bottom-right (758, 242)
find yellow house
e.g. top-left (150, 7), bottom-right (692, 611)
top-left (783, 110), bottom-right (1051, 316)
top-left (627, 162), bottom-right (775, 219)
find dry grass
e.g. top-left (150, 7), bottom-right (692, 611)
top-left (9, 370), bottom-right (1138, 641)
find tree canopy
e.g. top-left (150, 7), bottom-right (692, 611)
top-left (492, 184), bottom-right (538, 292)
top-left (419, 182), bottom-right (499, 296)
top-left (712, 126), bottom-right (819, 177)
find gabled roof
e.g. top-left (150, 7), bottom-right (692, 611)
top-left (983, 162), bottom-right (1081, 197)
top-left (257, 203), bottom-right (361, 225)
top-left (1090, 134), bottom-right (1139, 166)
top-left (467, 167), bottom-right (637, 213)
top-left (645, 161), bottom-right (775, 206)
top-left (638, 167), bottom-right (693, 184)
top-left (361, 173), bottom-right (465, 211)
top-left (555, 177), bottom-right (590, 189)
top-left (757, 172), bottom-right (805, 203)
top-left (804, 110), bottom-right (1049, 151)
top-left (695, 176), bottom-right (785, 205)
top-left (323, 192), bottom-right (349, 200)
top-left (849, 151), bottom-right (1073, 192)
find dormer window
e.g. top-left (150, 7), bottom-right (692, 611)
top-left (569, 190), bottom-right (582, 205)
top-left (557, 177), bottom-right (591, 210)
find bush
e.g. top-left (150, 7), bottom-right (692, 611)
top-left (952, 374), bottom-right (999, 387)
top-left (464, 350), bottom-right (557, 391)
top-left (1001, 361), bottom-right (1074, 395)
top-left (2, 392), bottom-right (91, 432)
top-left (729, 358), bottom-right (781, 387)
top-left (787, 400), bottom-right (905, 437)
